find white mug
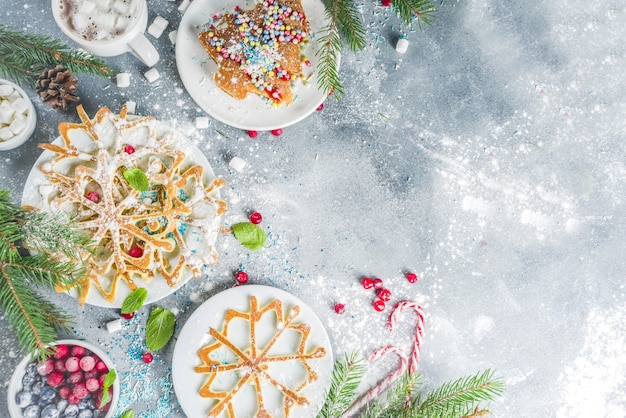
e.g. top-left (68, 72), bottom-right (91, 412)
top-left (51, 0), bottom-right (159, 67)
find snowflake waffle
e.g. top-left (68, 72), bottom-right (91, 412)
top-left (195, 296), bottom-right (327, 417)
top-left (36, 104), bottom-right (227, 305)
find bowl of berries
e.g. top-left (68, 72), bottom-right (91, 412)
top-left (7, 340), bottom-right (119, 418)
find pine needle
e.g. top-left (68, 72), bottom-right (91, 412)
top-left (410, 369), bottom-right (505, 418)
top-left (392, 0), bottom-right (438, 29)
top-left (0, 25), bottom-right (111, 86)
top-left (316, 351), bottom-right (367, 418)
top-left (0, 189), bottom-right (90, 359)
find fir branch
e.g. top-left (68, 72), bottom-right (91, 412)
top-left (335, 0), bottom-right (367, 53)
top-left (361, 372), bottom-right (422, 418)
top-left (316, 351), bottom-right (368, 418)
top-left (410, 369), bottom-right (505, 418)
top-left (317, 1), bottom-right (347, 96)
top-left (0, 190), bottom-right (89, 358)
top-left (0, 25), bottom-right (111, 86)
top-left (392, 0), bottom-right (438, 28)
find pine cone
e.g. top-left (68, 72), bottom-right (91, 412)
top-left (35, 65), bottom-right (79, 110)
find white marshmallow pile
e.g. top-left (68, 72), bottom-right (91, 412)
top-left (0, 84), bottom-right (30, 142)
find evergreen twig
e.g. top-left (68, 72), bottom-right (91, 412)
top-left (392, 0), bottom-right (437, 28)
top-left (0, 25), bottom-right (111, 86)
top-left (0, 190), bottom-right (90, 359)
top-left (316, 351), bottom-right (368, 418)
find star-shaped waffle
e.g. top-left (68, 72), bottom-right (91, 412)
top-left (195, 296), bottom-right (326, 417)
top-left (198, 0), bottom-right (309, 105)
top-left (37, 105), bottom-right (227, 304)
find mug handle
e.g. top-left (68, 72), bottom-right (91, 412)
top-left (128, 33), bottom-right (159, 67)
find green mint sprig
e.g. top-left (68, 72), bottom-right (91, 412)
top-left (232, 222), bottom-right (267, 251)
top-left (123, 168), bottom-right (149, 192)
top-left (146, 307), bottom-right (176, 351)
top-left (98, 369), bottom-right (117, 408)
top-left (121, 288), bottom-right (148, 314)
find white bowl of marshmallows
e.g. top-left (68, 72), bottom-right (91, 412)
top-left (0, 79), bottom-right (36, 151)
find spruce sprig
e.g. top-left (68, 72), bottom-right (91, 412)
top-left (0, 25), bottom-right (111, 86)
top-left (392, 0), bottom-right (438, 28)
top-left (409, 369), bottom-right (505, 417)
top-left (0, 189), bottom-right (91, 358)
top-left (316, 351), bottom-right (367, 418)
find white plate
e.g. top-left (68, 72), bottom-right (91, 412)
top-left (172, 284), bottom-right (334, 417)
top-left (21, 116), bottom-right (222, 309)
top-left (176, 0), bottom-right (334, 131)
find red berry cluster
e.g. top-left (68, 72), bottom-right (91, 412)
top-left (34, 344), bottom-right (113, 410)
top-left (362, 271), bottom-right (419, 312)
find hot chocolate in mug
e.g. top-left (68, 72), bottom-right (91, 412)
top-left (52, 0), bottom-right (159, 67)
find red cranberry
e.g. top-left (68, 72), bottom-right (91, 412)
top-left (95, 361), bottom-right (108, 372)
top-left (247, 130), bottom-right (258, 138)
top-left (54, 360), bottom-right (67, 372)
top-left (36, 359), bottom-right (54, 376)
top-left (406, 272), bottom-right (418, 283)
top-left (235, 271), bottom-right (249, 284)
top-left (373, 299), bottom-right (386, 312)
top-left (70, 346), bottom-right (85, 357)
top-left (58, 386), bottom-right (72, 399)
top-left (84, 369), bottom-right (98, 380)
top-left (334, 303), bottom-right (345, 314)
top-left (86, 191), bottom-right (100, 203)
top-left (65, 356), bottom-right (80, 372)
top-left (373, 278), bottom-right (384, 289)
top-left (98, 373), bottom-right (107, 386)
top-left (80, 355), bottom-right (96, 372)
top-left (142, 352), bottom-right (154, 363)
top-left (46, 371), bottom-right (64, 387)
top-left (362, 277), bottom-right (374, 289)
top-left (377, 288), bottom-right (392, 302)
top-left (271, 128), bottom-right (283, 136)
top-left (68, 371), bottom-right (84, 384)
top-left (382, 0), bottom-right (391, 6)
top-left (67, 394), bottom-right (80, 405)
top-left (129, 246), bottom-right (143, 258)
top-left (124, 144), bottom-right (136, 154)
top-left (53, 344), bottom-right (70, 360)
top-left (86, 377), bottom-right (100, 392)
top-left (249, 212), bottom-right (263, 224)
top-left (121, 311), bottom-right (135, 320)
top-left (316, 103), bottom-right (324, 111)
top-left (73, 382), bottom-right (89, 399)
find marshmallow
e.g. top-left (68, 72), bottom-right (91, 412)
top-left (144, 68), bottom-right (160, 83)
top-left (148, 23), bottom-right (165, 39)
top-left (9, 115), bottom-right (26, 134)
top-left (178, 0), bottom-right (190, 13)
top-left (395, 37), bottom-right (409, 54)
top-left (116, 72), bottom-right (131, 88)
top-left (80, 0), bottom-right (96, 13)
top-left (0, 127), bottom-right (14, 141)
top-left (106, 319), bottom-right (122, 333)
top-left (169, 30), bottom-right (178, 45)
top-left (111, 0), bottom-right (129, 14)
top-left (0, 107), bottom-right (14, 124)
top-left (125, 100), bottom-right (136, 114)
top-left (229, 156), bottom-right (247, 172)
top-left (0, 85), bottom-right (14, 97)
top-left (195, 116), bottom-right (209, 129)
top-left (11, 97), bottom-right (30, 114)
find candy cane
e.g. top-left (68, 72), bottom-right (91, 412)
top-left (341, 346), bottom-right (409, 417)
top-left (388, 300), bottom-right (425, 374)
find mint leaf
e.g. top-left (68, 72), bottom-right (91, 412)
top-left (121, 288), bottom-right (148, 314)
top-left (123, 168), bottom-right (149, 192)
top-left (146, 307), bottom-right (176, 351)
top-left (98, 369), bottom-right (116, 408)
top-left (121, 410), bottom-right (135, 418)
top-left (232, 222), bottom-right (267, 251)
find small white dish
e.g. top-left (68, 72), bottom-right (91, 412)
top-left (7, 339), bottom-right (120, 418)
top-left (175, 0), bottom-right (335, 131)
top-left (0, 79), bottom-right (36, 151)
top-left (172, 284), bottom-right (334, 417)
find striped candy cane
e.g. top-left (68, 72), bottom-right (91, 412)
top-left (388, 300), bottom-right (425, 374)
top-left (341, 345), bottom-right (409, 417)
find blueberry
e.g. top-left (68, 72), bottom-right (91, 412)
top-left (63, 404), bottom-right (79, 418)
top-left (31, 381), bottom-right (43, 395)
top-left (23, 404), bottom-right (40, 418)
top-left (25, 362), bottom-right (38, 376)
top-left (42, 404), bottom-right (60, 418)
top-left (22, 371), bottom-right (38, 387)
top-left (77, 398), bottom-right (94, 410)
top-left (91, 411), bottom-right (104, 418)
top-left (16, 390), bottom-right (35, 408)
top-left (77, 410), bottom-right (93, 418)
top-left (56, 399), bottom-right (68, 413)
top-left (40, 386), bottom-right (57, 402)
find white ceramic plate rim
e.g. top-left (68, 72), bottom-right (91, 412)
top-left (171, 284), bottom-right (334, 418)
top-left (175, 0), bottom-right (336, 131)
top-left (21, 117), bottom-right (221, 309)
top-left (6, 339), bottom-right (120, 418)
